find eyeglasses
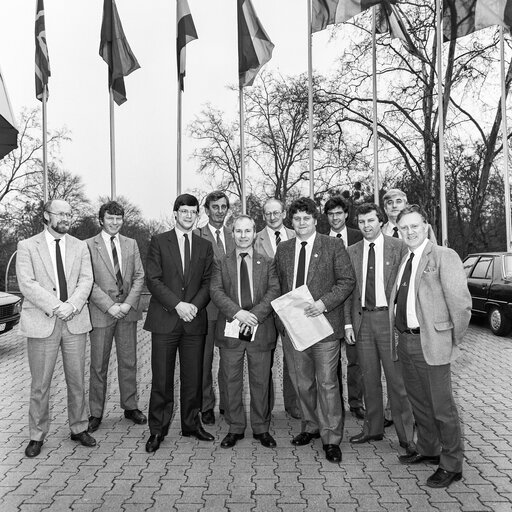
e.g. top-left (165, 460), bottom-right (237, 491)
top-left (177, 209), bottom-right (198, 217)
top-left (47, 211), bottom-right (72, 219)
top-left (264, 211), bottom-right (283, 218)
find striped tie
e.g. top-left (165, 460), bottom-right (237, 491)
top-left (111, 236), bottom-right (124, 295)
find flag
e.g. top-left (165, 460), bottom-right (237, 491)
top-left (35, 0), bottom-right (51, 101)
top-left (99, 0), bottom-right (140, 106)
top-left (177, 0), bottom-right (198, 91)
top-left (312, 0), bottom-right (382, 33)
top-left (238, 0), bottom-right (274, 88)
top-left (444, 0), bottom-right (512, 40)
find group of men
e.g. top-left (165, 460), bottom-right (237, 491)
top-left (16, 187), bottom-right (471, 489)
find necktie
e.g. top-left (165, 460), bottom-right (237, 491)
top-left (183, 233), bottom-right (190, 281)
top-left (395, 252), bottom-right (415, 332)
top-left (365, 242), bottom-right (376, 309)
top-left (55, 239), bottom-right (68, 302)
top-left (295, 241), bottom-right (307, 288)
top-left (275, 230), bottom-right (281, 246)
top-left (336, 233), bottom-right (344, 246)
top-left (215, 229), bottom-right (225, 255)
top-left (393, 227), bottom-right (399, 238)
top-left (240, 253), bottom-right (253, 310)
top-left (111, 236), bottom-right (124, 295)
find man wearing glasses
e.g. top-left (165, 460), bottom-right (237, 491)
top-left (144, 194), bottom-right (214, 452)
top-left (16, 199), bottom-right (95, 457)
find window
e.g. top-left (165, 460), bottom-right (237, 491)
top-left (471, 256), bottom-right (493, 279)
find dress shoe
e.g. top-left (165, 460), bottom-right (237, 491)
top-left (285, 407), bottom-right (301, 419)
top-left (384, 418), bottom-right (394, 428)
top-left (291, 431), bottom-right (321, 446)
top-left (399, 441), bottom-right (417, 456)
top-left (202, 409), bottom-right (215, 425)
top-left (25, 440), bottom-right (43, 458)
top-left (145, 434), bottom-right (163, 453)
top-left (349, 432), bottom-right (383, 444)
top-left (124, 409), bottom-right (147, 425)
top-left (426, 468), bottom-right (462, 488)
top-left (350, 406), bottom-right (366, 420)
top-left (253, 432), bottom-right (277, 448)
top-left (398, 452), bottom-right (440, 465)
top-left (70, 431), bottom-right (96, 447)
top-left (182, 426), bottom-right (214, 442)
top-left (220, 432), bottom-right (244, 448)
top-left (323, 444), bottom-right (342, 463)
top-left (88, 416), bottom-right (102, 433)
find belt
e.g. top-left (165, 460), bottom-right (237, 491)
top-left (398, 327), bottom-right (420, 335)
top-left (362, 306), bottom-right (388, 312)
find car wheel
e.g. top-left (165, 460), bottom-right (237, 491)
top-left (488, 306), bottom-right (512, 336)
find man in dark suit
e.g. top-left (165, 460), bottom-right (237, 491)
top-left (210, 216), bottom-right (280, 448)
top-left (274, 197), bottom-right (356, 463)
top-left (194, 191), bottom-right (235, 426)
top-left (86, 201), bottom-right (146, 433)
top-left (324, 196), bottom-right (365, 421)
top-left (344, 203), bottom-right (415, 452)
top-left (390, 205), bottom-right (471, 488)
top-left (144, 194), bottom-right (214, 453)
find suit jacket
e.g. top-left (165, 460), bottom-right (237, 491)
top-left (389, 241), bottom-right (471, 365)
top-left (16, 231), bottom-right (93, 338)
top-left (210, 249), bottom-right (280, 351)
top-left (86, 233), bottom-right (145, 327)
top-left (144, 228), bottom-right (213, 335)
top-left (274, 233), bottom-right (356, 341)
top-left (345, 235), bottom-right (406, 337)
top-left (194, 224), bottom-right (235, 321)
top-left (254, 226), bottom-right (295, 259)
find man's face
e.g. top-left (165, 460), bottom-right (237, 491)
top-left (384, 194), bottom-right (407, 222)
top-left (44, 200), bottom-right (72, 236)
top-left (101, 212), bottom-right (124, 236)
top-left (233, 218), bottom-right (256, 250)
top-left (205, 198), bottom-right (229, 227)
top-left (357, 210), bottom-right (382, 242)
top-left (263, 200), bottom-right (285, 230)
top-left (326, 207), bottom-right (348, 232)
top-left (174, 205), bottom-right (198, 232)
top-left (292, 210), bottom-right (317, 240)
top-left (397, 212), bottom-right (429, 251)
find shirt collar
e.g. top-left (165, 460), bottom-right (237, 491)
top-left (296, 231), bottom-right (316, 247)
top-left (363, 232), bottom-right (384, 249)
top-left (409, 238), bottom-right (429, 258)
top-left (329, 227), bottom-right (347, 238)
top-left (175, 226), bottom-right (192, 238)
top-left (101, 230), bottom-right (119, 244)
top-left (45, 228), bottom-right (66, 244)
top-left (236, 247), bottom-right (253, 258)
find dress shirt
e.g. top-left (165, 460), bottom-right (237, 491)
top-left (329, 227), bottom-right (348, 246)
top-left (293, 232), bottom-right (317, 289)
top-left (44, 229), bottom-right (67, 301)
top-left (382, 221), bottom-right (401, 239)
top-left (101, 230), bottom-right (123, 271)
top-left (236, 247), bottom-right (254, 309)
top-left (266, 225), bottom-right (289, 255)
top-left (395, 238), bottom-right (429, 329)
top-left (175, 226), bottom-right (193, 272)
top-left (207, 223), bottom-right (226, 248)
top-left (361, 234), bottom-right (387, 308)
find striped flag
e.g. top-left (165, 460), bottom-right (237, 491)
top-left (99, 0), bottom-right (140, 106)
top-left (35, 0), bottom-right (51, 101)
top-left (177, 0), bottom-right (198, 91)
top-left (312, 0), bottom-right (382, 32)
top-left (238, 0), bottom-right (274, 88)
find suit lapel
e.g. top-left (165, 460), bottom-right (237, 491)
top-left (119, 235), bottom-right (129, 277)
top-left (285, 242), bottom-right (296, 290)
top-left (306, 235), bottom-right (322, 286)
top-left (227, 251), bottom-right (239, 304)
top-left (252, 253), bottom-right (263, 303)
top-left (353, 241), bottom-right (364, 296)
top-left (383, 238), bottom-right (394, 290)
top-left (95, 234), bottom-right (116, 279)
top-left (187, 233), bottom-right (201, 286)
top-left (414, 242), bottom-right (432, 294)
top-left (168, 229), bottom-right (184, 281)
top-left (36, 232), bottom-right (56, 285)
top-left (223, 226), bottom-right (235, 254)
top-left (260, 229), bottom-right (273, 258)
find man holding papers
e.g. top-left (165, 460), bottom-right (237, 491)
top-left (274, 197), bottom-right (356, 463)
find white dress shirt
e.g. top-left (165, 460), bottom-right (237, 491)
top-left (266, 225), bottom-right (289, 255)
top-left (382, 221), bottom-right (401, 239)
top-left (101, 230), bottom-right (123, 271)
top-left (329, 227), bottom-right (348, 247)
top-left (175, 226), bottom-right (193, 272)
top-left (293, 232), bottom-right (317, 289)
top-left (44, 229), bottom-right (67, 301)
top-left (361, 233), bottom-right (388, 308)
top-left (208, 223), bottom-right (226, 249)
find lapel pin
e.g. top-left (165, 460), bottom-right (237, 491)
top-left (314, 253), bottom-right (318, 258)
top-left (257, 260), bottom-right (261, 265)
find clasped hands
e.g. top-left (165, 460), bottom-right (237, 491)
top-left (234, 309), bottom-right (258, 334)
top-left (53, 302), bottom-right (76, 321)
top-left (175, 301), bottom-right (198, 322)
top-left (108, 302), bottom-right (132, 320)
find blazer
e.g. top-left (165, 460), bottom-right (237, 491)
top-left (345, 235), bottom-right (407, 337)
top-left (144, 228), bottom-right (213, 335)
top-left (274, 233), bottom-right (356, 341)
top-left (16, 231), bottom-right (93, 338)
top-left (86, 233), bottom-right (145, 327)
top-left (210, 249), bottom-right (280, 351)
top-left (389, 241), bottom-right (472, 365)
top-left (254, 226), bottom-right (295, 259)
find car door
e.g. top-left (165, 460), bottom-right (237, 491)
top-left (467, 255), bottom-right (494, 313)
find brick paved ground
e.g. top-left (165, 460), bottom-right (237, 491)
top-left (0, 317), bottom-right (511, 511)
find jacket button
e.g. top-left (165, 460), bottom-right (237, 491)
top-left (181, 288), bottom-right (184, 291)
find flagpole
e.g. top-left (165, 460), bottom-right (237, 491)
top-left (372, 8), bottom-right (379, 205)
top-left (42, 85), bottom-right (48, 203)
top-left (177, 85), bottom-right (183, 195)
top-left (239, 86), bottom-right (247, 214)
top-left (109, 87), bottom-right (117, 200)
top-left (501, 27), bottom-right (511, 251)
top-left (307, 0), bottom-right (314, 200)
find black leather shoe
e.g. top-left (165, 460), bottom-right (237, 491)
top-left (350, 432), bottom-right (383, 444)
top-left (202, 409), bottom-right (215, 425)
top-left (323, 444), bottom-right (342, 463)
top-left (350, 406), bottom-right (366, 420)
top-left (145, 434), bottom-right (163, 453)
top-left (220, 433), bottom-right (244, 448)
top-left (25, 440), bottom-right (43, 458)
top-left (71, 431), bottom-right (96, 447)
top-left (88, 416), bottom-right (102, 433)
top-left (291, 431), bottom-right (320, 446)
top-left (285, 407), bottom-right (301, 419)
top-left (182, 426), bottom-right (214, 442)
top-left (253, 432), bottom-right (277, 448)
top-left (398, 452), bottom-right (440, 465)
top-left (384, 418), bottom-right (394, 428)
top-left (124, 409), bottom-right (147, 425)
top-left (426, 468), bottom-right (462, 488)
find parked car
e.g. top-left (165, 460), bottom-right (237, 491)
top-left (463, 252), bottom-right (512, 336)
top-left (0, 291), bottom-right (21, 336)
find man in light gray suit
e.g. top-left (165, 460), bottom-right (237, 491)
top-left (86, 201), bottom-right (146, 433)
top-left (16, 199), bottom-right (96, 458)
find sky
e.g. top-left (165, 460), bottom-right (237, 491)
top-left (0, 0), bottom-right (344, 220)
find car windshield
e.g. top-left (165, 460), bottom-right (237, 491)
top-left (503, 255), bottom-right (512, 280)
